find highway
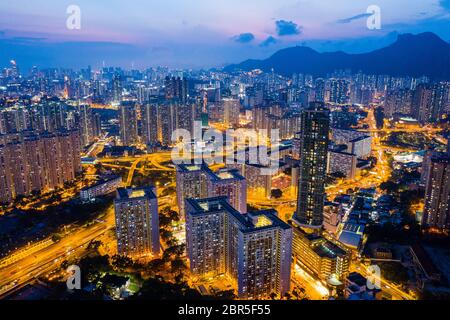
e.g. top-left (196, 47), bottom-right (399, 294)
top-left (0, 239), bottom-right (54, 269)
top-left (84, 135), bottom-right (108, 158)
top-left (125, 153), bottom-right (174, 186)
top-left (0, 206), bottom-right (115, 298)
top-left (325, 107), bottom-right (393, 199)
top-left (292, 264), bottom-right (330, 300)
top-left (98, 152), bottom-right (174, 187)
top-left (89, 103), bottom-right (119, 111)
top-left (353, 263), bottom-right (416, 300)
top-left (358, 124), bottom-right (442, 134)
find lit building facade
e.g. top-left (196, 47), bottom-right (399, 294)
top-left (185, 197), bottom-right (292, 299)
top-left (141, 103), bottom-right (159, 146)
top-left (176, 164), bottom-right (211, 219)
top-left (222, 98), bottom-right (240, 128)
top-left (423, 153), bottom-right (450, 231)
top-left (207, 169), bottom-right (247, 214)
top-left (114, 187), bottom-right (160, 257)
top-left (293, 102), bottom-right (330, 228)
top-left (329, 79), bottom-right (349, 104)
top-left (0, 130), bottom-right (81, 204)
top-left (291, 224), bottom-right (350, 282)
top-left (80, 175), bottom-right (122, 201)
top-left (118, 101), bottom-right (138, 145)
top-left (327, 151), bottom-right (357, 180)
top-left (164, 76), bottom-right (188, 103)
top-left (176, 164), bottom-right (247, 218)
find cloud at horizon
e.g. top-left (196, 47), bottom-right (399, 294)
top-left (260, 36), bottom-right (277, 47)
top-left (275, 20), bottom-right (302, 36)
top-left (232, 33), bottom-right (255, 43)
top-left (337, 13), bottom-right (373, 24)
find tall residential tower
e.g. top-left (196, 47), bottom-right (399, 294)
top-left (293, 102), bottom-right (330, 229)
top-left (423, 153), bottom-right (450, 231)
top-left (185, 197), bottom-right (292, 299)
top-left (114, 187), bottom-right (160, 257)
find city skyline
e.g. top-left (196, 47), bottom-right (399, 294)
top-left (1, 0), bottom-right (450, 306)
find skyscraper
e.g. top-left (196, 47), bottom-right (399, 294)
top-left (118, 101), bottom-right (138, 146)
top-left (420, 146), bottom-right (435, 186)
top-left (78, 104), bottom-right (96, 147)
top-left (385, 89), bottom-right (413, 118)
top-left (114, 186), bottom-right (160, 257)
top-left (422, 153), bottom-right (450, 231)
top-left (141, 103), bottom-right (158, 146)
top-left (0, 130), bottom-right (81, 204)
top-left (112, 74), bottom-right (122, 103)
top-left (293, 102), bottom-right (330, 229)
top-left (176, 164), bottom-right (210, 219)
top-left (157, 102), bottom-right (176, 146)
top-left (185, 197), bottom-right (292, 299)
top-left (430, 82), bottom-right (450, 122)
top-left (314, 78), bottom-right (325, 103)
top-left (222, 98), bottom-right (240, 128)
top-left (207, 169), bottom-right (247, 214)
top-left (329, 79), bottom-right (349, 104)
top-left (176, 164), bottom-right (247, 218)
top-left (164, 76), bottom-right (188, 103)
top-left (412, 84), bottom-right (433, 123)
top-left (174, 103), bottom-right (195, 133)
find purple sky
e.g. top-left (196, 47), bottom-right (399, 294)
top-left (1, 0), bottom-right (450, 69)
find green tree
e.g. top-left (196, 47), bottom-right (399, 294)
top-left (380, 262), bottom-right (409, 285)
top-left (110, 255), bottom-right (134, 272)
top-left (170, 258), bottom-right (187, 275)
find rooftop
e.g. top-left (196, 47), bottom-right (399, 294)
top-left (347, 272), bottom-right (367, 287)
top-left (116, 187), bottom-right (156, 200)
top-left (129, 190), bottom-right (146, 199)
top-left (184, 165), bottom-right (202, 171)
top-left (253, 215), bottom-right (273, 228)
top-left (186, 197), bottom-right (290, 232)
top-left (214, 169), bottom-right (245, 181)
top-left (177, 163), bottom-right (213, 174)
top-left (216, 171), bottom-right (234, 180)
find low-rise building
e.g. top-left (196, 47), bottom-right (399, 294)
top-left (291, 225), bottom-right (351, 282)
top-left (80, 175), bottom-right (122, 201)
top-left (338, 222), bottom-right (365, 251)
top-left (345, 272), bottom-right (377, 300)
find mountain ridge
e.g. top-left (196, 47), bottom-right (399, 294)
top-left (224, 32), bottom-right (450, 79)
